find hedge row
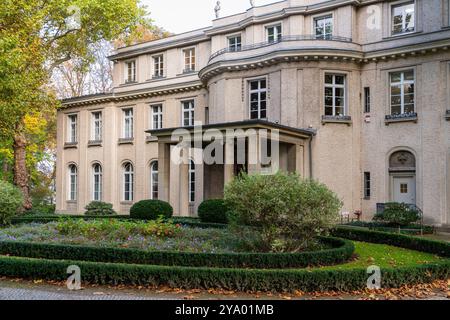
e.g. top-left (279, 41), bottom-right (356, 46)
top-left (0, 237), bottom-right (354, 269)
top-left (10, 215), bottom-right (227, 229)
top-left (343, 221), bottom-right (435, 235)
top-left (332, 227), bottom-right (450, 257)
top-left (0, 255), bottom-right (448, 292)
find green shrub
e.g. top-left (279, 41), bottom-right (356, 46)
top-left (374, 202), bottom-right (420, 227)
top-left (0, 181), bottom-right (23, 225)
top-left (0, 236), bottom-right (354, 269)
top-left (224, 172), bottom-right (342, 252)
top-left (130, 200), bottom-right (173, 220)
top-left (198, 199), bottom-right (229, 224)
top-left (84, 201), bottom-right (116, 216)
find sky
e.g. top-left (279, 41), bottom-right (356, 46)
top-left (143, 0), bottom-right (278, 34)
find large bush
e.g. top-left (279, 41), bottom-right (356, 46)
top-left (130, 200), bottom-right (173, 220)
top-left (0, 181), bottom-right (23, 225)
top-left (373, 202), bottom-right (420, 227)
top-left (198, 199), bottom-right (229, 224)
top-left (224, 172), bottom-right (342, 252)
top-left (84, 201), bottom-right (116, 216)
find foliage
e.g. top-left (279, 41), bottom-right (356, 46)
top-left (374, 203), bottom-right (420, 227)
top-left (198, 199), bottom-right (229, 224)
top-left (224, 172), bottom-right (342, 252)
top-left (0, 181), bottom-right (24, 225)
top-left (84, 201), bottom-right (116, 216)
top-left (130, 200), bottom-right (173, 220)
top-left (344, 221), bottom-right (434, 235)
top-left (54, 218), bottom-right (180, 240)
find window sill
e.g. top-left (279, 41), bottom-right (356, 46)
top-left (120, 201), bottom-right (133, 205)
top-left (118, 138), bottom-right (134, 145)
top-left (64, 142), bottom-right (78, 149)
top-left (120, 81), bottom-right (138, 87)
top-left (383, 30), bottom-right (422, 40)
top-left (385, 113), bottom-right (418, 125)
top-left (446, 110), bottom-right (450, 121)
top-left (321, 115), bottom-right (352, 126)
top-left (88, 140), bottom-right (102, 147)
top-left (151, 75), bottom-right (165, 80)
top-left (66, 200), bottom-right (77, 204)
top-left (182, 69), bottom-right (196, 75)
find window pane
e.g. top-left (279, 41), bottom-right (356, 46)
top-left (250, 81), bottom-right (258, 90)
top-left (325, 74), bottom-right (333, 84)
top-left (325, 97), bottom-right (333, 106)
top-left (390, 72), bottom-right (401, 82)
top-left (391, 105), bottom-right (401, 115)
top-left (335, 75), bottom-right (345, 85)
top-left (404, 104), bottom-right (415, 113)
top-left (404, 70), bottom-right (414, 81)
top-left (325, 106), bottom-right (333, 116)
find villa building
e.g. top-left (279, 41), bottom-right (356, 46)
top-left (57, 0), bottom-right (450, 226)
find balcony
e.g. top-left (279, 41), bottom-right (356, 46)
top-left (209, 35), bottom-right (353, 61)
top-left (385, 112), bottom-right (418, 125)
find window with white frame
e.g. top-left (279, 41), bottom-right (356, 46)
top-left (153, 55), bottom-right (164, 78)
top-left (266, 24), bottom-right (282, 43)
top-left (150, 161), bottom-right (158, 199)
top-left (67, 114), bottom-right (78, 143)
top-left (390, 70), bottom-right (415, 115)
top-left (314, 15), bottom-right (333, 40)
top-left (92, 163), bottom-right (102, 201)
top-left (391, 1), bottom-right (415, 35)
top-left (183, 48), bottom-right (196, 72)
top-left (151, 104), bottom-right (163, 129)
top-left (125, 60), bottom-right (136, 83)
top-left (189, 160), bottom-right (195, 203)
top-left (91, 112), bottom-right (102, 141)
top-left (249, 79), bottom-right (268, 119)
top-left (68, 164), bottom-right (77, 201)
top-left (123, 162), bottom-right (134, 202)
top-left (122, 108), bottom-right (134, 139)
top-left (228, 35), bottom-right (242, 52)
top-left (324, 74), bottom-right (346, 116)
top-left (182, 100), bottom-right (195, 126)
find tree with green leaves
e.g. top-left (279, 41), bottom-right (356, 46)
top-left (0, 0), bottom-right (150, 210)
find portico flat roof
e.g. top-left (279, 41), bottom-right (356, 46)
top-left (146, 119), bottom-right (316, 139)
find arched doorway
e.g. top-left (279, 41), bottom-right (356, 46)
top-left (389, 151), bottom-right (416, 204)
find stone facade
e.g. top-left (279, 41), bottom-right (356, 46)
top-left (56, 0), bottom-right (450, 226)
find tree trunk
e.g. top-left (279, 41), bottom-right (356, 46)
top-left (13, 132), bottom-right (32, 211)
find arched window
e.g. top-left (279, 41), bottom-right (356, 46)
top-left (189, 160), bottom-right (195, 203)
top-left (92, 163), bottom-right (103, 201)
top-left (68, 164), bottom-right (78, 201)
top-left (123, 162), bottom-right (134, 201)
top-left (150, 161), bottom-right (158, 199)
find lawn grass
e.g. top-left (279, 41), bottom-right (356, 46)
top-left (320, 241), bottom-right (442, 270)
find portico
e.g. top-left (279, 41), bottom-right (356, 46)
top-left (147, 120), bottom-right (315, 216)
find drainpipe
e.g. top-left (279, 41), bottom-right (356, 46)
top-left (309, 135), bottom-right (314, 179)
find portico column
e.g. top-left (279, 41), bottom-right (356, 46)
top-left (247, 130), bottom-right (260, 174)
top-left (224, 137), bottom-right (234, 184)
top-left (179, 145), bottom-right (190, 216)
top-left (158, 142), bottom-right (171, 202)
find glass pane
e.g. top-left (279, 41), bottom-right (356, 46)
top-left (404, 94), bottom-right (415, 104)
top-left (404, 70), bottom-right (414, 81)
top-left (335, 75), bottom-right (345, 85)
top-left (391, 105), bottom-right (401, 115)
top-left (325, 74), bottom-right (333, 84)
top-left (250, 111), bottom-right (259, 119)
top-left (405, 83), bottom-right (414, 94)
top-left (260, 92), bottom-right (267, 101)
top-left (250, 81), bottom-right (258, 90)
top-left (335, 107), bottom-right (344, 116)
top-left (390, 72), bottom-right (401, 82)
top-left (250, 102), bottom-right (258, 111)
top-left (391, 96), bottom-right (401, 105)
top-left (251, 93), bottom-right (259, 102)
top-left (404, 104), bottom-right (415, 113)
top-left (325, 106), bottom-right (333, 116)
top-left (325, 87), bottom-right (333, 96)
top-left (391, 85), bottom-right (401, 95)
top-left (335, 97), bottom-right (344, 106)
top-left (325, 97), bottom-right (333, 106)
top-left (260, 80), bottom-right (266, 89)
top-left (335, 88), bottom-right (345, 97)
top-left (260, 110), bottom-right (266, 119)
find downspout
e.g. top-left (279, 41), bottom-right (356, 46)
top-left (309, 134), bottom-right (314, 179)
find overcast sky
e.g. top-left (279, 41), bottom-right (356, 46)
top-left (143, 0), bottom-right (278, 34)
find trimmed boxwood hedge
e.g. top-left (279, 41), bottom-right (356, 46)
top-left (331, 227), bottom-right (450, 257)
top-left (0, 237), bottom-right (354, 269)
top-left (343, 221), bottom-right (435, 235)
top-left (0, 255), bottom-right (448, 292)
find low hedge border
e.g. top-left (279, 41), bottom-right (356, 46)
top-left (343, 221), bottom-right (435, 235)
top-left (0, 237), bottom-right (354, 269)
top-left (10, 216), bottom-right (227, 229)
top-left (0, 255), bottom-right (448, 292)
top-left (332, 227), bottom-right (450, 257)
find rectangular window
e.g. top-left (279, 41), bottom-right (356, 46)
top-left (249, 79), bottom-right (268, 120)
top-left (153, 55), bottom-right (164, 78)
top-left (67, 114), bottom-right (78, 143)
top-left (228, 35), bottom-right (242, 52)
top-left (324, 74), bottom-right (346, 116)
top-left (364, 172), bottom-right (371, 199)
top-left (125, 60), bottom-right (136, 83)
top-left (204, 107), bottom-right (209, 125)
top-left (91, 112), bottom-right (102, 141)
top-left (390, 70), bottom-right (415, 115)
top-left (123, 108), bottom-right (134, 139)
top-left (266, 24), bottom-right (282, 43)
top-left (182, 100), bottom-right (195, 127)
top-left (364, 87), bottom-right (371, 113)
top-left (314, 15), bottom-right (333, 40)
top-left (151, 104), bottom-right (163, 129)
top-left (183, 48), bottom-right (196, 73)
top-left (391, 1), bottom-right (415, 35)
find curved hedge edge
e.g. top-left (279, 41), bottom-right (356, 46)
top-left (333, 226), bottom-right (450, 258)
top-left (9, 216), bottom-right (227, 229)
top-left (0, 255), bottom-right (448, 293)
top-left (0, 237), bottom-right (354, 269)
